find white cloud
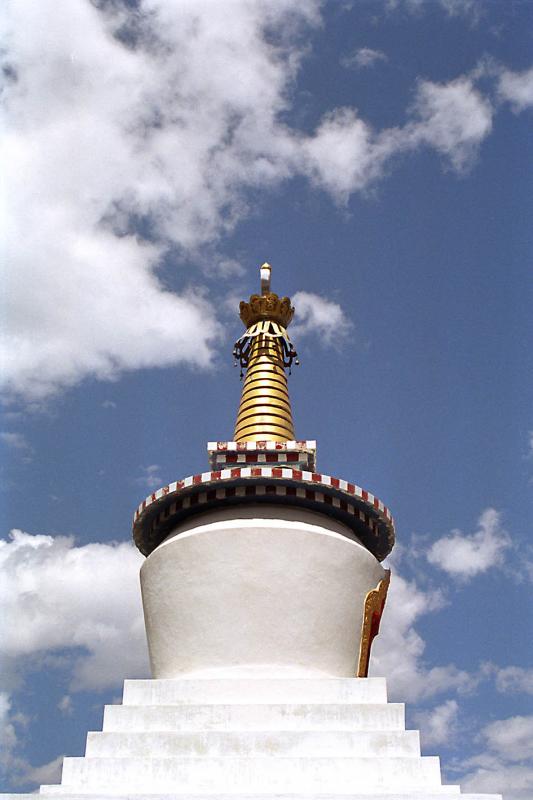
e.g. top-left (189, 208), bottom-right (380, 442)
top-left (301, 108), bottom-right (389, 200)
top-left (388, 0), bottom-right (484, 24)
top-left (459, 716), bottom-right (533, 800)
top-left (407, 77), bottom-right (493, 171)
top-left (218, 258), bottom-right (246, 278)
top-left (370, 571), bottom-right (476, 702)
top-left (101, 400), bottom-right (117, 410)
top-left (135, 464), bottom-right (163, 489)
top-left (482, 716), bottom-right (533, 763)
top-left (57, 695), bottom-right (73, 716)
top-left (489, 665), bottom-right (533, 695)
top-left (0, 529), bottom-right (148, 692)
top-left (462, 762), bottom-right (533, 800)
top-left (300, 75), bottom-right (494, 202)
top-left (0, 432), bottom-right (28, 450)
top-left (497, 67), bottom-right (533, 112)
top-left (427, 508), bottom-right (510, 580)
top-left (19, 755), bottom-right (63, 788)
top-left (0, 432), bottom-right (34, 462)
top-left (414, 699), bottom-right (459, 748)
top-left (291, 291), bottom-right (353, 346)
top-left (1, 1), bottom-right (523, 402)
top-left (0, 529), bottom-right (149, 789)
top-left (0, 692), bottom-right (18, 771)
top-left (341, 47), bottom-right (388, 69)
top-left (0, 690), bottom-right (62, 789)
top-left (439, 0), bottom-right (484, 23)
top-left (0, 0), bottom-right (319, 401)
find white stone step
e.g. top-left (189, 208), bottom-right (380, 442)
top-left (7, 792), bottom-right (501, 799)
top-left (57, 755), bottom-right (444, 793)
top-left (103, 703), bottom-right (405, 732)
top-left (38, 792), bottom-right (488, 799)
top-left (122, 679), bottom-right (387, 706)
top-left (85, 729), bottom-right (420, 758)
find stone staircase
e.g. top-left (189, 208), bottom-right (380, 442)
top-left (1, 679), bottom-right (501, 799)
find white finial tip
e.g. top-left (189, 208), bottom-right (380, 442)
top-left (260, 262), bottom-right (272, 295)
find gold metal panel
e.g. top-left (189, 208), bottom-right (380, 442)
top-left (242, 371), bottom-right (288, 384)
top-left (236, 415), bottom-right (294, 433)
top-left (236, 396), bottom-right (292, 412)
top-left (235, 416), bottom-right (294, 441)
top-left (246, 364), bottom-right (285, 375)
top-left (238, 398), bottom-right (292, 415)
top-left (240, 384), bottom-right (290, 398)
top-left (237, 405), bottom-right (291, 422)
top-left (243, 372), bottom-right (288, 392)
top-left (248, 347), bottom-right (284, 355)
top-left (240, 389), bottom-right (289, 404)
top-left (242, 373), bottom-right (289, 388)
top-left (239, 391), bottom-right (291, 408)
top-left (357, 571), bottom-right (391, 678)
top-left (242, 382), bottom-right (287, 395)
top-left (235, 426), bottom-right (294, 443)
top-left (235, 416), bottom-right (294, 434)
top-left (248, 340), bottom-right (284, 352)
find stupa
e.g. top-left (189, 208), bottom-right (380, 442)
top-left (2, 265), bottom-right (500, 799)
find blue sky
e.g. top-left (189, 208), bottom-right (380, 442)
top-left (1, 0), bottom-right (532, 796)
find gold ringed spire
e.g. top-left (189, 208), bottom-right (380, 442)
top-left (233, 263), bottom-right (298, 443)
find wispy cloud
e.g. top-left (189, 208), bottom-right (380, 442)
top-left (57, 695), bottom-right (73, 716)
top-left (16, 755), bottom-right (63, 789)
top-left (135, 464), bottom-right (163, 489)
top-left (300, 74), bottom-right (493, 202)
top-left (497, 66), bottom-right (533, 112)
top-left (371, 570), bottom-right (477, 702)
top-left (0, 431), bottom-right (34, 462)
top-left (217, 258), bottom-right (246, 278)
top-left (0, 529), bottom-right (147, 788)
top-left (484, 664), bottom-right (533, 696)
top-left (1, 2), bottom-right (530, 402)
top-left (439, 0), bottom-right (485, 24)
top-left (414, 699), bottom-right (459, 747)
top-left (458, 715), bottom-right (533, 799)
top-left (387, 0), bottom-right (485, 25)
top-left (407, 76), bottom-right (493, 172)
top-left (426, 508), bottom-right (510, 581)
top-left (0, 689), bottom-right (63, 789)
top-left (0, 692), bottom-right (18, 773)
top-left (291, 291), bottom-right (353, 347)
top-left (0, 529), bottom-right (148, 693)
top-left (341, 47), bottom-right (388, 69)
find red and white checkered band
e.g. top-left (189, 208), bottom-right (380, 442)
top-left (207, 441), bottom-right (317, 471)
top-left (208, 440), bottom-right (316, 452)
top-left (132, 467), bottom-right (395, 562)
top-left (214, 452), bottom-right (309, 464)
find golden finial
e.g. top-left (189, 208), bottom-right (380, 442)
top-left (238, 263), bottom-right (294, 329)
top-left (233, 263), bottom-right (298, 443)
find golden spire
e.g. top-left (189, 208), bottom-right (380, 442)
top-left (233, 263), bottom-right (299, 442)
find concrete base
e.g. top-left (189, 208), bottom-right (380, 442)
top-left (2, 795), bottom-right (502, 800)
top-left (140, 506), bottom-right (387, 679)
top-left (0, 678), bottom-right (501, 799)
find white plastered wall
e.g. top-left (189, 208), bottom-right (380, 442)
top-left (140, 504), bottom-right (387, 679)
